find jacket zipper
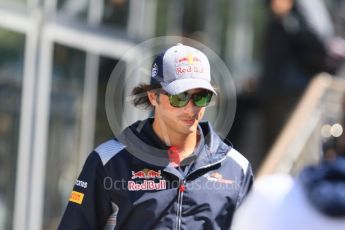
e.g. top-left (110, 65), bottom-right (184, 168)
top-left (174, 156), bottom-right (228, 229)
top-left (176, 179), bottom-right (186, 230)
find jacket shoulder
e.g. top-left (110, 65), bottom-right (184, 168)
top-left (94, 139), bottom-right (126, 165)
top-left (226, 148), bottom-right (250, 174)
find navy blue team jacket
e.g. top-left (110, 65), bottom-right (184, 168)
top-left (59, 119), bottom-right (253, 229)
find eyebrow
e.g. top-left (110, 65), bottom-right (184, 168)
top-left (187, 89), bottom-right (209, 94)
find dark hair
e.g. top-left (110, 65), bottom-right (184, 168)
top-left (131, 82), bottom-right (161, 109)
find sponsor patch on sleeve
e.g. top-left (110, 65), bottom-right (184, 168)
top-left (69, 191), bottom-right (84, 205)
top-left (75, 179), bottom-right (88, 189)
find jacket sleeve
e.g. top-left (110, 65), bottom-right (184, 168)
top-left (58, 151), bottom-right (112, 230)
top-left (235, 164), bottom-right (254, 208)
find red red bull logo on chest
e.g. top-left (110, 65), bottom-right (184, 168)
top-left (129, 169), bottom-right (166, 191)
top-left (131, 169), bottom-right (162, 179)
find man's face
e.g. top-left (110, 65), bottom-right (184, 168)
top-left (151, 88), bottom-right (207, 135)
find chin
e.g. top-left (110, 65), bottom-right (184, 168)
top-left (181, 123), bottom-right (198, 134)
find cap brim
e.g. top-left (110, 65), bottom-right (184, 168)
top-left (161, 78), bottom-right (217, 95)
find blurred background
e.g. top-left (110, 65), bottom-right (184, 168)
top-left (0, 0), bottom-right (345, 229)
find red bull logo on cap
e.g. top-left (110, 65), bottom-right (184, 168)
top-left (175, 53), bottom-right (204, 75)
top-left (178, 57), bottom-right (189, 63)
top-left (176, 53), bottom-right (202, 65)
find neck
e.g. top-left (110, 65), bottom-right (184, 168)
top-left (152, 119), bottom-right (199, 159)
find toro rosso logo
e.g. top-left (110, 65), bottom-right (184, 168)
top-left (131, 169), bottom-right (162, 179)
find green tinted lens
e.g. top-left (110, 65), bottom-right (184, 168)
top-left (169, 92), bottom-right (190, 107)
top-left (193, 92), bottom-right (212, 107)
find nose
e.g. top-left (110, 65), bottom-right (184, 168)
top-left (183, 99), bottom-right (202, 114)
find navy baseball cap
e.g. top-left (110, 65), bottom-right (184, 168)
top-left (150, 43), bottom-right (217, 95)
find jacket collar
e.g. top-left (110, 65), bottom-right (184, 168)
top-left (117, 118), bottom-right (230, 173)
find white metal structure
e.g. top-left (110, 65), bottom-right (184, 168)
top-left (0, 0), bottom-right (155, 229)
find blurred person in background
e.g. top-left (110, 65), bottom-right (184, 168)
top-left (58, 44), bottom-right (253, 229)
top-left (232, 156), bottom-right (345, 230)
top-left (258, 0), bottom-right (345, 163)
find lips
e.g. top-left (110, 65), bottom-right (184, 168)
top-left (182, 119), bottom-right (196, 126)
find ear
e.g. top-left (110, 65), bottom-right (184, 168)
top-left (147, 91), bottom-right (158, 106)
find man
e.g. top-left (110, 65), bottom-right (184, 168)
top-left (259, 0), bottom-right (341, 158)
top-left (59, 43), bottom-right (253, 229)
